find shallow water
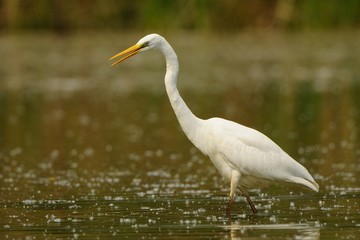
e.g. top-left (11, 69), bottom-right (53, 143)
top-left (0, 31), bottom-right (360, 239)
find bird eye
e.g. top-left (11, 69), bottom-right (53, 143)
top-left (142, 41), bottom-right (150, 48)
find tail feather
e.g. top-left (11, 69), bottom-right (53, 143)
top-left (285, 157), bottom-right (319, 192)
top-left (288, 176), bottom-right (319, 192)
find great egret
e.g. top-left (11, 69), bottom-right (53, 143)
top-left (110, 34), bottom-right (319, 214)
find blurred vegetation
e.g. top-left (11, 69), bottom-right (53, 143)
top-left (0, 0), bottom-right (359, 32)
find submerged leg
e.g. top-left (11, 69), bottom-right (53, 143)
top-left (226, 170), bottom-right (240, 215)
top-left (239, 187), bottom-right (257, 214)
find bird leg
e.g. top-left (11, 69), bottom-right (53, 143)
top-left (226, 170), bottom-right (241, 216)
top-left (226, 199), bottom-right (232, 216)
top-left (239, 187), bottom-right (257, 214)
top-left (245, 195), bottom-right (257, 214)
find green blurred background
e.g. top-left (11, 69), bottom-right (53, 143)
top-left (1, 1), bottom-right (360, 238)
top-left (1, 0), bottom-right (359, 32)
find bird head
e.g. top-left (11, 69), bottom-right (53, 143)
top-left (109, 33), bottom-right (163, 66)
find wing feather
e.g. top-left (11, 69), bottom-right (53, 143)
top-left (206, 118), bottom-right (318, 191)
top-left (208, 117), bottom-right (283, 153)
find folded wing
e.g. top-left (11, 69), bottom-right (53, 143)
top-left (207, 117), bottom-right (319, 192)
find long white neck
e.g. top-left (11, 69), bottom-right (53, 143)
top-left (157, 38), bottom-right (201, 143)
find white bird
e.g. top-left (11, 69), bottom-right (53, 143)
top-left (109, 34), bottom-right (319, 214)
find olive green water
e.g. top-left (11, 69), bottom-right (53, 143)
top-left (0, 32), bottom-right (360, 239)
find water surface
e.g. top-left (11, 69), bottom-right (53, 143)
top-left (0, 31), bottom-right (360, 239)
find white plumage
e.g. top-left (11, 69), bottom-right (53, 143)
top-left (110, 33), bottom-right (319, 214)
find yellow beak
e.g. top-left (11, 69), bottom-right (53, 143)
top-left (109, 43), bottom-right (142, 66)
